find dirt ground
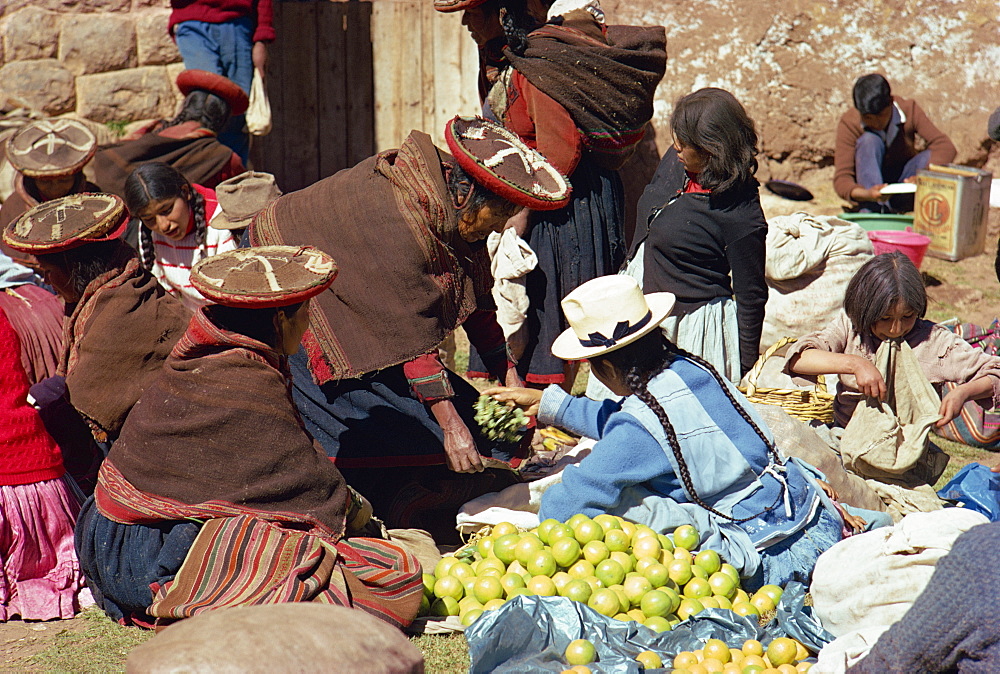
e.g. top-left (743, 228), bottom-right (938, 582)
top-left (2, 180), bottom-right (998, 673)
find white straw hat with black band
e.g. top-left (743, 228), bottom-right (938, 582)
top-left (550, 275), bottom-right (675, 360)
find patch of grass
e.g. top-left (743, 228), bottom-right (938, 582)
top-left (934, 435), bottom-right (996, 489)
top-left (410, 633), bottom-right (470, 673)
top-left (23, 607), bottom-right (153, 673)
top-left (105, 120), bottom-right (129, 138)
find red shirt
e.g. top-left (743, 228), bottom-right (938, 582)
top-left (169, 0), bottom-right (276, 43)
top-left (0, 311), bottom-right (64, 486)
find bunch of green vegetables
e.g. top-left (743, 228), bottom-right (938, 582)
top-left (474, 395), bottom-right (527, 443)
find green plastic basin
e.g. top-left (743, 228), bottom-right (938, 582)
top-left (838, 212), bottom-right (914, 232)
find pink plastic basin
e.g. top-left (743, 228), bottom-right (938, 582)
top-left (867, 230), bottom-right (931, 269)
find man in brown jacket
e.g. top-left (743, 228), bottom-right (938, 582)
top-left (833, 73), bottom-right (956, 212)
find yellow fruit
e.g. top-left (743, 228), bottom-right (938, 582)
top-left (793, 641), bottom-right (810, 661)
top-left (673, 524), bottom-right (700, 550)
top-left (644, 615), bottom-right (671, 632)
top-left (565, 639), bottom-right (596, 666)
top-left (492, 521), bottom-right (519, 537)
top-left (777, 665), bottom-right (798, 674)
top-left (722, 664), bottom-right (742, 674)
top-left (674, 652), bottom-right (700, 668)
top-left (620, 520), bottom-right (637, 539)
top-left (741, 653), bottom-right (766, 668)
top-left (527, 575), bottom-right (558, 596)
top-left (701, 657), bottom-right (725, 673)
top-left (729, 648), bottom-right (744, 664)
top-left (482, 598), bottom-right (506, 611)
top-left (742, 640), bottom-right (764, 657)
top-left (433, 575), bottom-right (464, 601)
top-left (766, 638), bottom-right (798, 667)
top-left (636, 650), bottom-right (663, 669)
top-left (429, 596), bottom-right (460, 616)
top-left (795, 663), bottom-right (813, 672)
top-left (750, 593), bottom-right (776, 614)
top-left (461, 608), bottom-right (483, 626)
top-left (704, 639), bottom-right (731, 664)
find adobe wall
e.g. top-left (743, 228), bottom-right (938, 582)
top-left (603, 0), bottom-right (1000, 191)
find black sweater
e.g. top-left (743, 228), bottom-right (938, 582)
top-left (629, 150), bottom-right (767, 375)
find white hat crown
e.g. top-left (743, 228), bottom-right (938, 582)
top-left (563, 276), bottom-right (652, 347)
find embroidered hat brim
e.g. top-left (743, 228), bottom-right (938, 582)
top-left (551, 291), bottom-right (675, 360)
top-left (190, 246), bottom-right (337, 309)
top-left (2, 193), bottom-right (128, 255)
top-left (209, 171), bottom-right (282, 231)
top-left (5, 119), bottom-right (97, 178)
top-left (444, 115), bottom-right (571, 211)
top-left (176, 70), bottom-right (250, 117)
top-left (433, 0), bottom-right (489, 12)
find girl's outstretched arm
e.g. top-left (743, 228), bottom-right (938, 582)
top-left (938, 376), bottom-right (995, 426)
top-left (788, 348), bottom-right (887, 400)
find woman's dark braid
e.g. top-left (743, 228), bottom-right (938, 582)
top-left (664, 341), bottom-right (782, 464)
top-left (190, 188), bottom-right (208, 259)
top-left (624, 347), bottom-right (783, 523)
top-left (138, 221), bottom-right (154, 271)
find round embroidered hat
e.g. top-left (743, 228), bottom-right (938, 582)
top-left (444, 116), bottom-right (571, 211)
top-left (433, 0), bottom-right (488, 12)
top-left (5, 119), bottom-right (97, 178)
top-left (3, 193), bottom-right (128, 255)
top-left (190, 246), bottom-right (337, 309)
top-left (551, 275), bottom-right (675, 360)
top-left (176, 69), bottom-right (250, 117)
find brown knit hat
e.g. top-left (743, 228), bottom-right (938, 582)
top-left (190, 246), bottom-right (337, 309)
top-left (3, 193), bottom-right (127, 255)
top-left (5, 119), bottom-right (97, 178)
top-left (210, 171), bottom-right (282, 231)
top-left (444, 116), bottom-right (571, 211)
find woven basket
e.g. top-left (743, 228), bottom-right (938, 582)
top-left (739, 337), bottom-right (835, 424)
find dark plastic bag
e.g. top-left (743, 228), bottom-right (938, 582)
top-left (466, 588), bottom-right (833, 673)
top-left (937, 463), bottom-right (1000, 521)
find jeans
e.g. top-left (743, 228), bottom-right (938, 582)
top-left (854, 131), bottom-right (930, 213)
top-left (174, 17), bottom-right (254, 163)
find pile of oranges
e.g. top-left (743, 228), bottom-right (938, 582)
top-left (667, 637), bottom-right (813, 673)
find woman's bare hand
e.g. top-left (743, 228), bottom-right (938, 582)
top-left (483, 386), bottom-right (543, 416)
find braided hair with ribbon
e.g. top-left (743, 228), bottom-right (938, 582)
top-left (591, 329), bottom-right (784, 522)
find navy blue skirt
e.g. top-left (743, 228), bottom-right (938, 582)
top-left (471, 158), bottom-right (624, 383)
top-left (75, 496), bottom-right (200, 623)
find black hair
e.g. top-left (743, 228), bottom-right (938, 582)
top-left (447, 161), bottom-right (522, 220)
top-left (852, 74), bottom-right (892, 116)
top-left (37, 240), bottom-right (129, 299)
top-left (163, 90), bottom-right (231, 135)
top-left (589, 330), bottom-right (782, 522)
top-left (205, 302), bottom-right (305, 349)
top-left (844, 251), bottom-right (926, 337)
top-left (670, 88), bottom-right (759, 194)
top-left (497, 0), bottom-right (537, 56)
top-left (123, 162), bottom-right (207, 272)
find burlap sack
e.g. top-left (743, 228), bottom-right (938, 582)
top-left (761, 214), bottom-right (873, 352)
top-left (840, 339), bottom-right (946, 486)
top-left (810, 508), bottom-right (988, 639)
top-left (126, 603), bottom-right (425, 673)
top-left (752, 403), bottom-right (885, 512)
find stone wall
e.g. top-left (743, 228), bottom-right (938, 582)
top-left (604, 0), bottom-right (1000, 191)
top-left (0, 0), bottom-right (182, 125)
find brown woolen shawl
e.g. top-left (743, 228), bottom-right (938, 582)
top-left (250, 130), bottom-right (493, 384)
top-left (503, 14), bottom-right (667, 169)
top-left (90, 132), bottom-right (232, 198)
top-left (107, 307), bottom-right (349, 535)
top-left (59, 242), bottom-right (190, 438)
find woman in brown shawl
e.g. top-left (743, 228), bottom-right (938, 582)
top-left (248, 116), bottom-right (570, 541)
top-left (76, 246), bottom-right (423, 629)
top-left (440, 0), bottom-right (666, 388)
top-left (2, 193), bottom-right (190, 490)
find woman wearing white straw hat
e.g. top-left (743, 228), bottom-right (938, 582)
top-left (487, 275), bottom-right (890, 589)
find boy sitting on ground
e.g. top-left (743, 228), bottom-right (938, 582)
top-left (833, 73), bottom-right (956, 212)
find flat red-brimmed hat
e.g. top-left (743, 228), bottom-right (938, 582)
top-left (433, 0), bottom-right (489, 12)
top-left (444, 116), bottom-right (571, 211)
top-left (176, 70), bottom-right (250, 117)
top-left (190, 246), bottom-right (337, 309)
top-left (3, 193), bottom-right (128, 255)
top-left (5, 119), bottom-right (97, 178)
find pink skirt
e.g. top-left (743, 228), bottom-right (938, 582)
top-left (0, 476), bottom-right (92, 621)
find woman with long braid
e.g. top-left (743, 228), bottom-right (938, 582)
top-left (487, 275), bottom-right (890, 588)
top-left (123, 162), bottom-right (237, 313)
